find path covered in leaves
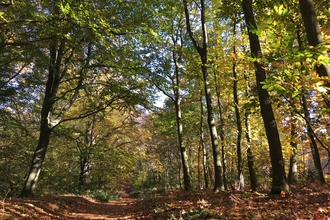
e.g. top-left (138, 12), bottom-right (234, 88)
top-left (2, 184), bottom-right (330, 219)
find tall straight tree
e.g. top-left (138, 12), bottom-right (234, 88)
top-left (141, 2), bottom-right (193, 191)
top-left (151, 29), bottom-right (192, 191)
top-left (171, 30), bottom-right (192, 191)
top-left (183, 0), bottom-right (223, 191)
top-left (199, 91), bottom-right (209, 189)
top-left (230, 18), bottom-right (244, 189)
top-left (242, 0), bottom-right (289, 194)
top-left (213, 64), bottom-right (227, 190)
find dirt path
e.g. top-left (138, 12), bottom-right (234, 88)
top-left (2, 192), bottom-right (152, 219)
top-left (3, 184), bottom-right (330, 219)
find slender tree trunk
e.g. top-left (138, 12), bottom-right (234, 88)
top-left (242, 0), bottom-right (288, 194)
top-left (244, 71), bottom-right (252, 145)
top-left (244, 71), bottom-right (258, 190)
top-left (203, 143), bottom-right (209, 189)
top-left (175, 98), bottom-right (192, 191)
top-left (154, 29), bottom-right (192, 191)
top-left (20, 40), bottom-right (64, 197)
top-left (221, 144), bottom-right (227, 190)
top-left (302, 95), bottom-right (325, 183)
top-left (232, 20), bottom-right (244, 189)
top-left (213, 70), bottom-right (227, 190)
top-left (288, 112), bottom-right (298, 184)
top-left (172, 32), bottom-right (192, 191)
top-left (199, 93), bottom-right (209, 189)
top-left (198, 145), bottom-right (201, 188)
top-left (203, 64), bottom-right (223, 192)
top-left (299, 0), bottom-right (330, 106)
top-left (176, 107), bottom-right (191, 191)
top-left (183, 0), bottom-right (223, 192)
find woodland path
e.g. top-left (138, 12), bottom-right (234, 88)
top-left (2, 189), bottom-right (152, 219)
top-left (2, 183), bottom-right (330, 219)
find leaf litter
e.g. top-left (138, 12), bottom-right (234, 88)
top-left (1, 183), bottom-right (329, 219)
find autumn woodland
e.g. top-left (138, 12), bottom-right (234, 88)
top-left (0, 0), bottom-right (329, 219)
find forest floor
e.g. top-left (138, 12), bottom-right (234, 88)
top-left (1, 183), bottom-right (330, 219)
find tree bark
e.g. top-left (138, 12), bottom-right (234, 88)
top-left (175, 98), bottom-right (192, 191)
top-left (183, 0), bottom-right (223, 192)
top-left (242, 0), bottom-right (288, 194)
top-left (244, 71), bottom-right (252, 145)
top-left (172, 30), bottom-right (192, 191)
top-left (20, 39), bottom-right (64, 197)
top-left (199, 93), bottom-right (209, 189)
top-left (232, 21), bottom-right (244, 189)
top-left (247, 148), bottom-right (258, 191)
top-left (288, 112), bottom-right (298, 184)
top-left (244, 71), bottom-right (258, 190)
top-left (213, 70), bottom-right (227, 190)
top-left (299, 0), bottom-right (330, 106)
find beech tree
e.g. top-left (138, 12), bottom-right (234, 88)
top-left (142, 3), bottom-right (192, 190)
top-left (242, 0), bottom-right (289, 194)
top-left (183, 0), bottom-right (224, 192)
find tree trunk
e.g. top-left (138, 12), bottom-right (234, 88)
top-left (299, 0), bottom-right (330, 106)
top-left (244, 70), bottom-right (257, 190)
top-left (183, 0), bottom-right (223, 192)
top-left (199, 93), bottom-right (209, 189)
top-left (221, 144), bottom-right (227, 190)
top-left (20, 39), bottom-right (64, 197)
top-left (232, 21), bottom-right (244, 189)
top-left (302, 95), bottom-right (325, 183)
top-left (288, 113), bottom-right (298, 184)
top-left (172, 32), bottom-right (192, 191)
top-left (213, 70), bottom-right (227, 190)
top-left (247, 148), bottom-right (258, 191)
top-left (79, 155), bottom-right (92, 189)
top-left (175, 99), bottom-right (192, 191)
top-left (242, 0), bottom-right (288, 194)
top-left (202, 64), bottom-right (223, 192)
top-left (244, 71), bottom-right (252, 145)
top-left (203, 143), bottom-right (209, 189)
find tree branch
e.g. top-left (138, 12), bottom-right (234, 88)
top-left (283, 95), bottom-right (329, 150)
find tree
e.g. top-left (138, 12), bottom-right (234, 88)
top-left (299, 0), bottom-right (330, 107)
top-left (301, 95), bottom-right (325, 183)
top-left (198, 91), bottom-right (210, 189)
top-left (288, 112), bottom-right (298, 184)
top-left (183, 0), bottom-right (224, 192)
top-left (232, 18), bottom-right (244, 190)
top-left (140, 1), bottom-right (193, 191)
top-left (171, 32), bottom-right (193, 191)
top-left (14, 0), bottom-right (152, 197)
top-left (242, 0), bottom-right (288, 194)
